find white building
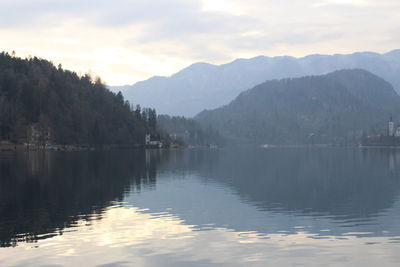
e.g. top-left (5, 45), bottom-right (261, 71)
top-left (395, 127), bottom-right (400, 137)
top-left (389, 116), bottom-right (395, 136)
top-left (145, 134), bottom-right (163, 148)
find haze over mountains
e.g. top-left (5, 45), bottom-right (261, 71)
top-left (114, 50), bottom-right (400, 117)
top-left (196, 69), bottom-right (400, 145)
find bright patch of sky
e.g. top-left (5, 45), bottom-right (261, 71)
top-left (323, 0), bottom-right (368, 5)
top-left (201, 0), bottom-right (244, 15)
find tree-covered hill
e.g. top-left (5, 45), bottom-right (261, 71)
top-left (114, 50), bottom-right (400, 117)
top-left (195, 69), bottom-right (400, 145)
top-left (157, 115), bottom-right (224, 147)
top-left (0, 52), bottom-right (158, 146)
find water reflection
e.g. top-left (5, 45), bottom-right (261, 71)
top-left (1, 148), bottom-right (400, 266)
top-left (2, 205), bottom-right (400, 266)
top-left (140, 148), bottom-right (400, 237)
top-left (0, 150), bottom-right (164, 247)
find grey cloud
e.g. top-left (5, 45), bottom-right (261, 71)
top-left (133, 13), bottom-right (258, 43)
top-left (0, 0), bottom-right (262, 64)
top-left (0, 0), bottom-right (259, 42)
top-left (0, 0), bottom-right (206, 27)
top-left (192, 30), bottom-right (346, 57)
top-left (0, 0), bottom-right (97, 27)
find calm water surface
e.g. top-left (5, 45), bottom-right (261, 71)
top-left (1, 148), bottom-right (400, 266)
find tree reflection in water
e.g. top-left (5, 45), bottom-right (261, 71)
top-left (0, 150), bottom-right (165, 247)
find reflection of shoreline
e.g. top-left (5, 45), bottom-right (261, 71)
top-left (2, 148), bottom-right (400, 266)
top-left (156, 148), bottom-right (400, 220)
top-left (126, 172), bottom-right (400, 239)
top-left (2, 148), bottom-right (400, 250)
top-left (0, 150), bottom-right (166, 247)
top-left (361, 147), bottom-right (400, 173)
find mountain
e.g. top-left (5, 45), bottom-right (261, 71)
top-left (0, 52), bottom-right (159, 146)
top-left (114, 50), bottom-right (400, 117)
top-left (195, 69), bottom-right (400, 145)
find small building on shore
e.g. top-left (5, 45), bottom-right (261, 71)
top-left (25, 124), bottom-right (52, 148)
top-left (145, 134), bottom-right (163, 148)
top-left (362, 116), bottom-right (400, 147)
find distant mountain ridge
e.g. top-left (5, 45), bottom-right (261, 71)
top-left (114, 50), bottom-right (400, 117)
top-left (195, 69), bottom-right (400, 145)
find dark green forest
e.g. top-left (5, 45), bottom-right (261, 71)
top-left (196, 69), bottom-right (400, 145)
top-left (157, 115), bottom-right (224, 147)
top-left (0, 52), bottom-right (159, 146)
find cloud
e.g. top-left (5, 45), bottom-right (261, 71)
top-left (0, 0), bottom-right (205, 28)
top-left (0, 0), bottom-right (399, 85)
top-left (314, 0), bottom-right (369, 7)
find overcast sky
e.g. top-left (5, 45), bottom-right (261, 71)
top-left (1, 0), bottom-right (399, 85)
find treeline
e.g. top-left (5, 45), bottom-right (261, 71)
top-left (157, 115), bottom-right (224, 146)
top-left (0, 52), bottom-right (160, 146)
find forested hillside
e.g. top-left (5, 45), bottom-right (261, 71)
top-left (196, 69), bottom-right (400, 145)
top-left (157, 115), bottom-right (224, 147)
top-left (115, 50), bottom-right (400, 116)
top-left (0, 52), bottom-right (158, 146)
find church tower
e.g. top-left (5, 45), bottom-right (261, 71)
top-left (389, 116), bottom-right (395, 136)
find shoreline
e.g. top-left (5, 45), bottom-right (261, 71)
top-left (0, 143), bottom-right (174, 152)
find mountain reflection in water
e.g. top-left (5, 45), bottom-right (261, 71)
top-left (1, 148), bottom-right (400, 266)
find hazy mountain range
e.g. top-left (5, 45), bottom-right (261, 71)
top-left (195, 69), bottom-right (400, 145)
top-left (114, 50), bottom-right (400, 117)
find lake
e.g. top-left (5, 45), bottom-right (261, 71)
top-left (1, 148), bottom-right (400, 266)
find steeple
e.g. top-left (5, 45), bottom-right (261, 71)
top-left (389, 115), bottom-right (395, 136)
